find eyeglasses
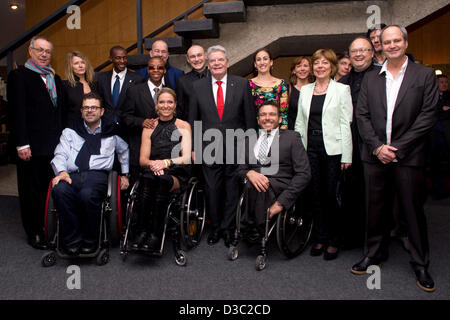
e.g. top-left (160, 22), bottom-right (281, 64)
top-left (350, 48), bottom-right (373, 54)
top-left (148, 65), bottom-right (165, 71)
top-left (81, 106), bottom-right (102, 111)
top-left (152, 49), bottom-right (168, 55)
top-left (31, 47), bottom-right (52, 55)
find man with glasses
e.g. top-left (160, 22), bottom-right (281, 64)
top-left (137, 40), bottom-right (184, 91)
top-left (51, 92), bottom-right (129, 255)
top-left (120, 57), bottom-right (166, 186)
top-left (7, 36), bottom-right (63, 250)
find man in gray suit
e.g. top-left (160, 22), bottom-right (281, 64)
top-left (352, 25), bottom-right (439, 292)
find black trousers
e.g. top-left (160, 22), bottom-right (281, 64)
top-left (363, 161), bottom-right (430, 267)
top-left (202, 164), bottom-right (239, 232)
top-left (307, 135), bottom-right (342, 247)
top-left (16, 155), bottom-right (53, 239)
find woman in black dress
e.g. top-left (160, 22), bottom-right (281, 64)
top-left (132, 88), bottom-right (192, 251)
top-left (287, 56), bottom-right (314, 129)
top-left (62, 51), bottom-right (97, 127)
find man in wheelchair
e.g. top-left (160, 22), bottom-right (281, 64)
top-left (237, 101), bottom-right (311, 244)
top-left (50, 92), bottom-right (129, 255)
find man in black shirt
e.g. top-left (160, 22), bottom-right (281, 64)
top-left (176, 45), bottom-right (208, 120)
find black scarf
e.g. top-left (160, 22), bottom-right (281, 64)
top-left (71, 118), bottom-right (117, 171)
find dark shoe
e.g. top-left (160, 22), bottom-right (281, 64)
top-left (223, 230), bottom-right (232, 248)
top-left (142, 234), bottom-right (160, 252)
top-left (351, 256), bottom-right (383, 275)
top-left (28, 234), bottom-right (48, 250)
top-left (207, 230), bottom-right (221, 245)
top-left (63, 242), bottom-right (81, 256)
top-left (310, 243), bottom-right (325, 256)
top-left (412, 265), bottom-right (436, 292)
top-left (80, 242), bottom-right (97, 255)
top-left (245, 229), bottom-right (261, 245)
top-left (323, 246), bottom-right (339, 261)
top-left (131, 231), bottom-right (148, 250)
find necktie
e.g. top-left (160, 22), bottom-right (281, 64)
top-left (258, 132), bottom-right (270, 165)
top-left (112, 75), bottom-right (120, 107)
top-left (216, 80), bottom-right (224, 120)
top-left (153, 87), bottom-right (160, 104)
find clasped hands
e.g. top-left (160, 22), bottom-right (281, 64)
top-left (246, 170), bottom-right (283, 218)
top-left (149, 159), bottom-right (168, 176)
top-left (375, 144), bottom-right (398, 164)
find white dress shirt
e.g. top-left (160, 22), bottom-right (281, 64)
top-left (147, 80), bottom-right (163, 102)
top-left (253, 128), bottom-right (279, 160)
top-left (111, 68), bottom-right (127, 94)
top-left (212, 74), bottom-right (227, 106)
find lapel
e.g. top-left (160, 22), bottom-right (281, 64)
top-left (206, 75), bottom-right (220, 120)
top-left (117, 70), bottom-right (133, 107)
top-left (394, 61), bottom-right (416, 110)
top-left (302, 83), bottom-right (314, 123)
top-left (104, 70), bottom-right (113, 105)
top-left (267, 129), bottom-right (281, 158)
top-left (140, 82), bottom-right (155, 115)
top-left (222, 74), bottom-right (235, 121)
top-left (376, 68), bottom-right (388, 113)
top-left (322, 79), bottom-right (336, 114)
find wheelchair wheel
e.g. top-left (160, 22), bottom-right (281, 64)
top-left (41, 252), bottom-right (56, 267)
top-left (175, 250), bottom-right (187, 266)
top-left (180, 178), bottom-right (206, 249)
top-left (107, 171), bottom-right (122, 247)
top-left (276, 206), bottom-right (313, 258)
top-left (96, 248), bottom-right (110, 266)
top-left (227, 246), bottom-right (238, 261)
top-left (255, 255), bottom-right (266, 271)
top-left (44, 180), bottom-right (57, 242)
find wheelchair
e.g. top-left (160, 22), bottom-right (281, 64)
top-left (41, 171), bottom-right (122, 267)
top-left (227, 181), bottom-right (313, 271)
top-left (120, 176), bottom-right (206, 266)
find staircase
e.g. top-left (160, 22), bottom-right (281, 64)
top-left (125, 0), bottom-right (449, 76)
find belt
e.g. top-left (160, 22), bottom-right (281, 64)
top-left (309, 129), bottom-right (323, 136)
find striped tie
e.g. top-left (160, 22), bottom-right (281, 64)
top-left (258, 132), bottom-right (270, 165)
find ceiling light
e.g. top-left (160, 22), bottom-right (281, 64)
top-left (435, 70), bottom-right (443, 76)
top-left (10, 4), bottom-right (18, 10)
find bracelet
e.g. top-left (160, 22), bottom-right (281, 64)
top-left (164, 159), bottom-right (170, 168)
top-left (375, 144), bottom-right (385, 156)
top-left (60, 172), bottom-right (69, 177)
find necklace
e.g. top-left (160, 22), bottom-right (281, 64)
top-left (314, 81), bottom-right (329, 94)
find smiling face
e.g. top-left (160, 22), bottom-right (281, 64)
top-left (28, 38), bottom-right (52, 67)
top-left (382, 26), bottom-right (408, 61)
top-left (147, 57), bottom-right (166, 86)
top-left (254, 50), bottom-right (273, 74)
top-left (72, 56), bottom-right (86, 77)
top-left (156, 92), bottom-right (177, 119)
top-left (349, 38), bottom-right (374, 72)
top-left (186, 45), bottom-right (206, 72)
top-left (81, 98), bottom-right (104, 126)
top-left (294, 58), bottom-right (311, 81)
top-left (313, 56), bottom-right (332, 80)
top-left (150, 40), bottom-right (169, 63)
top-left (110, 48), bottom-right (128, 73)
top-left (208, 50), bottom-right (229, 80)
top-left (258, 104), bottom-right (281, 131)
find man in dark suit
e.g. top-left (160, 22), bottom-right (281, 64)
top-left (136, 40), bottom-right (184, 91)
top-left (120, 56), bottom-right (165, 185)
top-left (188, 45), bottom-right (257, 247)
top-left (352, 25), bottom-right (439, 292)
top-left (237, 101), bottom-right (311, 242)
top-left (176, 44), bottom-right (208, 121)
top-left (96, 46), bottom-right (145, 126)
top-left (7, 36), bottom-right (63, 249)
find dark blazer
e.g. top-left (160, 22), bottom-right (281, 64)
top-left (7, 66), bottom-right (63, 156)
top-left (96, 69), bottom-right (145, 124)
top-left (137, 62), bottom-right (184, 91)
top-left (356, 61), bottom-right (439, 166)
top-left (237, 129), bottom-right (311, 210)
top-left (61, 79), bottom-right (98, 128)
top-left (188, 74), bottom-right (257, 152)
top-left (119, 82), bottom-right (158, 166)
top-left (176, 68), bottom-right (208, 121)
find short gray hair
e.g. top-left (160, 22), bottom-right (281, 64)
top-left (379, 25), bottom-right (408, 43)
top-left (29, 36), bottom-right (54, 51)
top-left (206, 45), bottom-right (229, 61)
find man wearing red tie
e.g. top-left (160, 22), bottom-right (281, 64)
top-left (188, 45), bottom-right (257, 247)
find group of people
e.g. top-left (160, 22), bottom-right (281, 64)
top-left (7, 23), bottom-right (446, 293)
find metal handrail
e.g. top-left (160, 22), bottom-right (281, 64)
top-left (0, 0), bottom-right (87, 70)
top-left (94, 0), bottom-right (211, 72)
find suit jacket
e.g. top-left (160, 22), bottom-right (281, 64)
top-left (356, 60), bottom-right (439, 166)
top-left (96, 69), bottom-right (145, 124)
top-left (119, 82), bottom-right (158, 166)
top-left (176, 68), bottom-right (209, 121)
top-left (61, 79), bottom-right (98, 128)
top-left (294, 79), bottom-right (353, 163)
top-left (7, 66), bottom-right (63, 157)
top-left (188, 73), bottom-right (257, 157)
top-left (137, 62), bottom-right (184, 91)
top-left (237, 129), bottom-right (311, 210)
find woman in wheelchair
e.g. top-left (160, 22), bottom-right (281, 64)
top-left (131, 88), bottom-right (192, 252)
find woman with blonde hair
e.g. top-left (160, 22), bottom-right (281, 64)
top-left (62, 51), bottom-right (97, 127)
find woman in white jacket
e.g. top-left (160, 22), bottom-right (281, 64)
top-left (295, 48), bottom-right (353, 261)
